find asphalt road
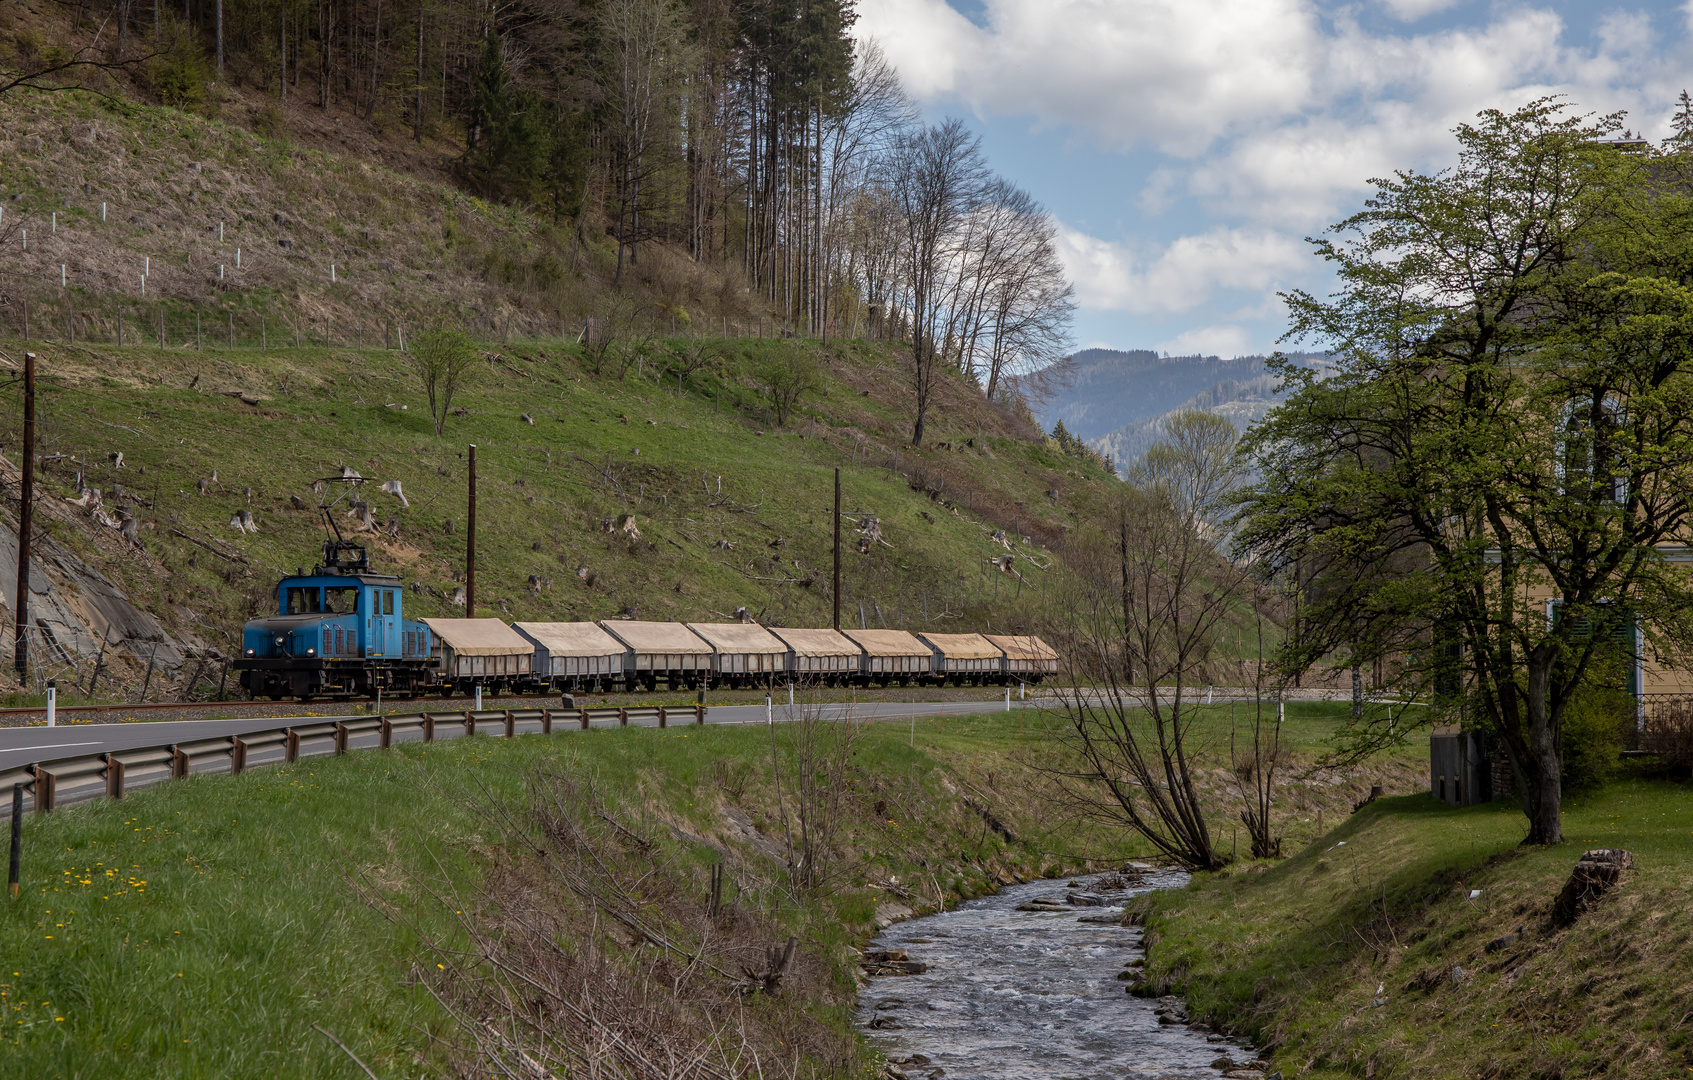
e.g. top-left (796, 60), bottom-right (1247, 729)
top-left (0, 697), bottom-right (1043, 776)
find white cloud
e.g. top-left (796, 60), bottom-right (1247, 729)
top-left (1054, 225), bottom-right (1308, 315)
top-left (1155, 325), bottom-right (1257, 358)
top-left (859, 0), bottom-right (1318, 153)
top-left (862, 1), bottom-right (1688, 230)
top-left (1377, 0), bottom-right (1460, 20)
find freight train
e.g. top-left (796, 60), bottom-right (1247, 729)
top-left (234, 541), bottom-right (1059, 701)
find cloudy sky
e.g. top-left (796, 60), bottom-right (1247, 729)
top-left (856, 0), bottom-right (1693, 358)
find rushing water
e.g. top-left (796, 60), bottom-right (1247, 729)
top-left (856, 871), bottom-right (1260, 1080)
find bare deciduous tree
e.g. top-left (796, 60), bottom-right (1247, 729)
top-left (1051, 411), bottom-right (1251, 869)
top-left (884, 118), bottom-right (990, 447)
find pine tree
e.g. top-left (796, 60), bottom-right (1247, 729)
top-left (1672, 89), bottom-right (1693, 151)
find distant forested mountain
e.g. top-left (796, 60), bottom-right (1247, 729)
top-left (1021, 347), bottom-right (1326, 474)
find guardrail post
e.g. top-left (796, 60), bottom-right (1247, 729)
top-left (285, 729), bottom-right (300, 763)
top-left (541, 710), bottom-right (552, 735)
top-left (695, 704), bottom-right (705, 725)
top-left (334, 722), bottom-right (349, 755)
top-left (658, 707), bottom-right (667, 728)
top-left (618, 707), bottom-right (628, 727)
top-left (171, 747), bottom-right (189, 779)
top-left (8, 782), bottom-right (20, 898)
top-left (32, 769), bottom-right (54, 814)
top-left (579, 708), bottom-right (589, 730)
top-left (380, 719), bottom-right (393, 749)
top-left (463, 712), bottom-right (475, 738)
top-left (231, 738), bottom-right (247, 775)
top-left (504, 710), bottom-right (514, 738)
top-left (423, 714), bottom-right (435, 743)
top-left (105, 754), bottom-right (125, 799)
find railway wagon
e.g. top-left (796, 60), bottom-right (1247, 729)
top-left (918, 632), bottom-right (1005, 685)
top-left (842, 629), bottom-right (932, 686)
top-left (767, 627), bottom-right (860, 682)
top-left (985, 634), bottom-right (1059, 682)
top-left (685, 623), bottom-right (788, 687)
top-left (599, 620), bottom-right (713, 690)
top-left (420, 618), bottom-right (534, 694)
top-left (513, 622), bottom-right (629, 690)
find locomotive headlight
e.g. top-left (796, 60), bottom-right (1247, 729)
top-left (275, 636), bottom-right (285, 647)
top-left (245, 648), bottom-right (255, 656)
top-left (306, 648), bottom-right (316, 657)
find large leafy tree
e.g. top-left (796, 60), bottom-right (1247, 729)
top-left (1236, 99), bottom-right (1693, 844)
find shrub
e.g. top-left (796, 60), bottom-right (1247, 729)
top-left (251, 105), bottom-right (286, 140)
top-left (1561, 684), bottom-right (1634, 792)
top-left (148, 41), bottom-right (208, 110)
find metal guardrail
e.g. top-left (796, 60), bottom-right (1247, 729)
top-left (0, 704), bottom-right (708, 814)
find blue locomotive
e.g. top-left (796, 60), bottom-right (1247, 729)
top-left (235, 539), bottom-right (435, 700)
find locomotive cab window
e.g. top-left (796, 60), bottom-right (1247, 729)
top-left (382, 591), bottom-right (394, 615)
top-left (324, 586), bottom-right (359, 614)
top-left (285, 587), bottom-right (323, 614)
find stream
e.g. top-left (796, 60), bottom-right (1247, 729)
top-left (856, 871), bottom-right (1262, 1080)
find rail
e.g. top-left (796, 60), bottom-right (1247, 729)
top-left (0, 704), bottom-right (705, 813)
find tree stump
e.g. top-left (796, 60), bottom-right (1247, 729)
top-left (1551, 848), bottom-right (1633, 927)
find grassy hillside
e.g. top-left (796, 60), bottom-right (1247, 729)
top-left (0, 89), bottom-right (751, 345)
top-left (9, 325), bottom-right (1111, 695)
top-left (1135, 777), bottom-right (1693, 1079)
top-left (0, 89), bottom-right (1125, 699)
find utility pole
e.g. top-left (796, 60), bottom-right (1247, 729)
top-left (466, 444), bottom-right (477, 618)
top-left (833, 468), bottom-right (841, 631)
top-left (13, 351), bottom-right (34, 684)
top-left (216, 0), bottom-right (224, 80)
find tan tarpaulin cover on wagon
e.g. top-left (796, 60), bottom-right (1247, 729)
top-left (984, 634), bottom-right (1059, 662)
top-left (685, 623), bottom-right (787, 655)
top-left (512, 622), bottom-right (627, 657)
top-left (419, 618), bottom-right (532, 656)
top-left (766, 627), bottom-right (859, 657)
top-left (842, 628), bottom-right (930, 656)
top-left (598, 620), bottom-right (710, 653)
top-left (917, 633), bottom-right (1003, 660)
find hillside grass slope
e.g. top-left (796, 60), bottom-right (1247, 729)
top-left (0, 709), bottom-right (1126, 1078)
top-left (1137, 776), bottom-right (1693, 1079)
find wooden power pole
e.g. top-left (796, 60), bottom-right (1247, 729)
top-left (466, 444), bottom-right (477, 618)
top-left (833, 468), bottom-right (841, 631)
top-left (13, 351), bottom-right (34, 684)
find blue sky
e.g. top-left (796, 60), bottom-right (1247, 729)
top-left (857, 0), bottom-right (1693, 358)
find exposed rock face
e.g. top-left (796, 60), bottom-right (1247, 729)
top-left (1551, 848), bottom-right (1634, 928)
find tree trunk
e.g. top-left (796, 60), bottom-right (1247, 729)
top-left (413, 5), bottom-right (423, 141)
top-left (1520, 647), bottom-right (1564, 844)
